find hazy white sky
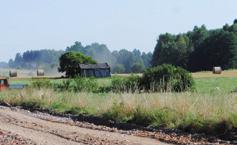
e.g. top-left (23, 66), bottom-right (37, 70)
top-left (0, 0), bottom-right (237, 61)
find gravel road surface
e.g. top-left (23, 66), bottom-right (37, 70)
top-left (0, 106), bottom-right (233, 145)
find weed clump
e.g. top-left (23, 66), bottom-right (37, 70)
top-left (111, 75), bottom-right (140, 93)
top-left (54, 77), bottom-right (99, 92)
top-left (32, 79), bottom-right (52, 89)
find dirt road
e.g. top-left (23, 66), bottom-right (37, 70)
top-left (0, 106), bottom-right (233, 145)
top-left (0, 106), bottom-right (166, 145)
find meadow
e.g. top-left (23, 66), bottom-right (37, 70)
top-left (1, 71), bottom-right (237, 137)
top-left (9, 72), bottom-right (237, 94)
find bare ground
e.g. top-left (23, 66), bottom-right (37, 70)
top-left (0, 106), bottom-right (166, 145)
top-left (0, 106), bottom-right (233, 145)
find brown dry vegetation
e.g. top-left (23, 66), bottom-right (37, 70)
top-left (192, 70), bottom-right (237, 78)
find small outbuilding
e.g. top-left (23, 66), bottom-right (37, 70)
top-left (79, 63), bottom-right (111, 78)
top-left (0, 77), bottom-right (9, 91)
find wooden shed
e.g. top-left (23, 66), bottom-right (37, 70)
top-left (0, 77), bottom-right (9, 91)
top-left (79, 63), bottom-right (111, 78)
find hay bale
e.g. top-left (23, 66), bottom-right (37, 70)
top-left (37, 69), bottom-right (44, 76)
top-left (9, 70), bottom-right (17, 77)
top-left (213, 66), bottom-right (222, 74)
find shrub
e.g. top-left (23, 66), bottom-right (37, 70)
top-left (32, 79), bottom-right (52, 89)
top-left (54, 77), bottom-right (99, 92)
top-left (140, 64), bottom-right (194, 92)
top-left (111, 75), bottom-right (140, 93)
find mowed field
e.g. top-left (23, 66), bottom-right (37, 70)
top-left (5, 69), bottom-right (237, 94)
top-left (192, 70), bottom-right (237, 93)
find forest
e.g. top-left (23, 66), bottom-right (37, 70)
top-left (152, 19), bottom-right (237, 71)
top-left (8, 42), bottom-right (152, 73)
top-left (8, 19), bottom-right (237, 73)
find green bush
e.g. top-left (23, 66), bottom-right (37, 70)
top-left (140, 64), bottom-right (194, 92)
top-left (32, 79), bottom-right (52, 89)
top-left (111, 75), bottom-right (140, 93)
top-left (54, 77), bottom-right (99, 92)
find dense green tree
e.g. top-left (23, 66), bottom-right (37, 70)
top-left (152, 33), bottom-right (176, 67)
top-left (234, 19), bottom-right (237, 24)
top-left (152, 33), bottom-right (191, 69)
top-left (58, 52), bottom-right (96, 77)
top-left (189, 25), bottom-right (209, 48)
top-left (152, 19), bottom-right (237, 72)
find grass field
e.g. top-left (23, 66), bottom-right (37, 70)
top-left (8, 71), bottom-right (237, 94)
top-left (1, 70), bottom-right (237, 136)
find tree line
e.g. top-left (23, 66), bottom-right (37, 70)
top-left (9, 49), bottom-right (64, 70)
top-left (8, 42), bottom-right (152, 73)
top-left (8, 19), bottom-right (237, 73)
top-left (66, 42), bottom-right (152, 73)
top-left (152, 19), bottom-right (237, 72)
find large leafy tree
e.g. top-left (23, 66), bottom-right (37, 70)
top-left (58, 52), bottom-right (96, 77)
top-left (152, 33), bottom-right (191, 69)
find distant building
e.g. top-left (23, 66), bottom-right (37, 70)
top-left (0, 77), bottom-right (9, 91)
top-left (79, 63), bottom-right (111, 78)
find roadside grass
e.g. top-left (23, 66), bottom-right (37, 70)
top-left (3, 71), bottom-right (237, 136)
top-left (0, 88), bottom-right (237, 136)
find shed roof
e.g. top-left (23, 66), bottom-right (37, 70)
top-left (79, 63), bottom-right (110, 69)
top-left (0, 77), bottom-right (8, 80)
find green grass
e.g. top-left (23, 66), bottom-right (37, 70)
top-left (195, 77), bottom-right (237, 93)
top-left (9, 76), bottom-right (237, 94)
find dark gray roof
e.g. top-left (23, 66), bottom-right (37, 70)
top-left (79, 63), bottom-right (110, 69)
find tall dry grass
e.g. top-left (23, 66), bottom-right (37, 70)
top-left (0, 88), bottom-right (237, 134)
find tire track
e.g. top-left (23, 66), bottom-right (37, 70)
top-left (0, 107), bottom-right (164, 145)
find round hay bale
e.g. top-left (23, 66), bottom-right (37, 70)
top-left (212, 67), bottom-right (222, 74)
top-left (9, 70), bottom-right (17, 77)
top-left (37, 69), bottom-right (45, 76)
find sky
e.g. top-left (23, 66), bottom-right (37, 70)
top-left (0, 0), bottom-right (237, 62)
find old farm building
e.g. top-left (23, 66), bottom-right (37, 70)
top-left (0, 77), bottom-right (9, 91)
top-left (79, 63), bottom-right (111, 77)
